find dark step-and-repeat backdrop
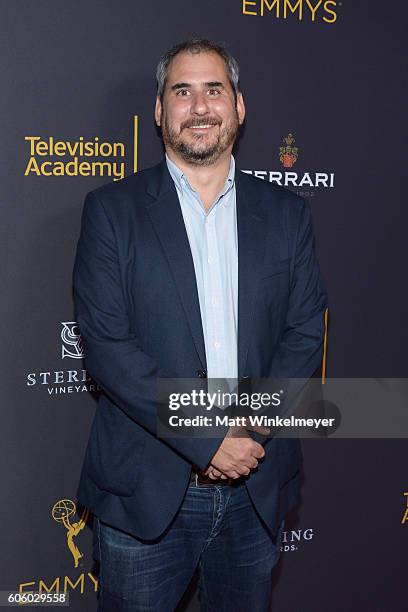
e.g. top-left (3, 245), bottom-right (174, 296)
top-left (1, 2), bottom-right (406, 610)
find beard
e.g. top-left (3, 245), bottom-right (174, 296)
top-left (161, 109), bottom-right (240, 166)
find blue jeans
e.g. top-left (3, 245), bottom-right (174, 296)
top-left (94, 481), bottom-right (284, 611)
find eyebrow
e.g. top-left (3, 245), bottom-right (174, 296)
top-left (170, 81), bottom-right (225, 91)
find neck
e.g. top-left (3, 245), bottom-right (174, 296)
top-left (166, 148), bottom-right (232, 211)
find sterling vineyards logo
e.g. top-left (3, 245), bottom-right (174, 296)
top-left (25, 322), bottom-right (101, 396)
top-left (61, 322), bottom-right (84, 359)
top-left (242, 133), bottom-right (335, 198)
top-left (281, 525), bottom-right (315, 552)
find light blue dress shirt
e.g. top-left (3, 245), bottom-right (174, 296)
top-left (166, 154), bottom-right (238, 381)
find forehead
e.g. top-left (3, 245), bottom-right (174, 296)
top-left (166, 51), bottom-right (230, 87)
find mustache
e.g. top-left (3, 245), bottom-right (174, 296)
top-left (181, 118), bottom-right (221, 130)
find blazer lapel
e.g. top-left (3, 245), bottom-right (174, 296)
top-left (235, 171), bottom-right (268, 378)
top-left (144, 162), bottom-right (268, 379)
top-left (145, 161), bottom-right (207, 371)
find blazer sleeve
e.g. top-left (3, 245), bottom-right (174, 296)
top-left (249, 197), bottom-right (328, 446)
top-left (271, 197), bottom-right (328, 378)
top-left (72, 190), bottom-right (225, 470)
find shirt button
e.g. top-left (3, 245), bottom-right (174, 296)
top-left (214, 341), bottom-right (221, 349)
top-left (212, 297), bottom-right (219, 305)
top-left (207, 256), bottom-right (213, 264)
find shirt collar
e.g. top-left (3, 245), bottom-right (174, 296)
top-left (165, 153), bottom-right (235, 207)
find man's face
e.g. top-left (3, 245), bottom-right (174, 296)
top-left (155, 51), bottom-right (245, 166)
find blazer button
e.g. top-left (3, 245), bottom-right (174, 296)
top-left (197, 369), bottom-right (207, 379)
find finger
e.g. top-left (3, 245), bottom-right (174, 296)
top-left (214, 467), bottom-right (229, 479)
top-left (252, 444), bottom-right (266, 459)
top-left (210, 468), bottom-right (223, 478)
top-left (235, 465), bottom-right (251, 477)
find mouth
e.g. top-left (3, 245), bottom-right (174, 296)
top-left (184, 123), bottom-right (219, 132)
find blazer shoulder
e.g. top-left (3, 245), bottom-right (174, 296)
top-left (237, 169), bottom-right (307, 214)
top-left (84, 162), bottom-right (163, 210)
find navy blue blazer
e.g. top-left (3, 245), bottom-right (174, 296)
top-left (73, 160), bottom-right (328, 540)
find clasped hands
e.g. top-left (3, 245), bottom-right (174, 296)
top-left (202, 423), bottom-right (270, 480)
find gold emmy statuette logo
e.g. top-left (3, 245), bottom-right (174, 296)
top-left (401, 492), bottom-right (408, 524)
top-left (52, 500), bottom-right (89, 568)
top-left (279, 133), bottom-right (298, 168)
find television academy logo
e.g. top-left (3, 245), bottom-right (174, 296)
top-left (401, 492), bottom-right (408, 525)
top-left (52, 500), bottom-right (89, 568)
top-left (24, 115), bottom-right (139, 181)
top-left (18, 500), bottom-right (97, 598)
top-left (242, 133), bottom-right (335, 197)
top-left (281, 526), bottom-right (314, 552)
top-left (25, 322), bottom-right (101, 396)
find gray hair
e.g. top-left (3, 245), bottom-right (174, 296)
top-left (156, 39), bottom-right (240, 101)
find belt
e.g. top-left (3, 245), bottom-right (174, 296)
top-left (189, 466), bottom-right (244, 487)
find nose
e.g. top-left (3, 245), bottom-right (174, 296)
top-left (190, 91), bottom-right (210, 115)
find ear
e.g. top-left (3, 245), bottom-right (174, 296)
top-left (155, 96), bottom-right (162, 127)
top-left (236, 92), bottom-right (246, 125)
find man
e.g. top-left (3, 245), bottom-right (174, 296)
top-left (73, 39), bottom-right (327, 611)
